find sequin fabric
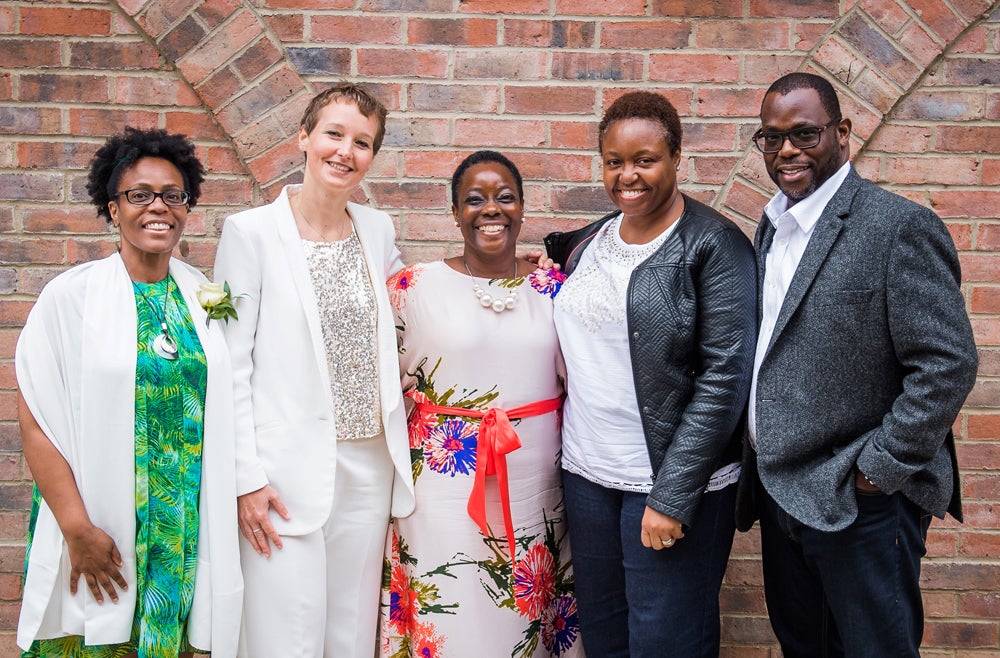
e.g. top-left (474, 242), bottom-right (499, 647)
top-left (556, 215), bottom-right (672, 333)
top-left (303, 230), bottom-right (383, 440)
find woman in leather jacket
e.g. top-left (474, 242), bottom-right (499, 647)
top-left (545, 91), bottom-right (756, 657)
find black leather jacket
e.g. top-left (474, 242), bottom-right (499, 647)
top-left (545, 196), bottom-right (756, 525)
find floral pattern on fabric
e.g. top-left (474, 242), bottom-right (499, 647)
top-left (23, 277), bottom-right (206, 658)
top-left (378, 262), bottom-right (581, 658)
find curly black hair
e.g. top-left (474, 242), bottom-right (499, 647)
top-left (598, 91), bottom-right (683, 155)
top-left (86, 127), bottom-right (205, 223)
top-left (450, 150), bottom-right (524, 208)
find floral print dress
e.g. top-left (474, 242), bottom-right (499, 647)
top-left (380, 261), bottom-right (583, 658)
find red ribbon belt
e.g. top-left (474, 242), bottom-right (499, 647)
top-left (412, 395), bottom-right (562, 560)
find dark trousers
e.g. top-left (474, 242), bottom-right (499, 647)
top-left (562, 470), bottom-right (736, 658)
top-left (760, 488), bottom-right (932, 658)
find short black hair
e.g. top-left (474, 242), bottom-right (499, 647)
top-left (764, 72), bottom-right (842, 122)
top-left (86, 127), bottom-right (205, 223)
top-left (450, 150), bottom-right (524, 207)
top-left (598, 91), bottom-right (682, 155)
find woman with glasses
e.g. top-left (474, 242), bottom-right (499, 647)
top-left (16, 127), bottom-right (243, 657)
top-left (545, 91), bottom-right (756, 656)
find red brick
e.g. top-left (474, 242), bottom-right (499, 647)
top-left (0, 71), bottom-right (10, 101)
top-left (867, 124), bottom-right (933, 153)
top-left (0, 301), bottom-right (34, 328)
top-left (951, 25), bottom-right (988, 54)
top-left (232, 38), bottom-right (283, 81)
top-left (971, 286), bottom-right (1000, 314)
top-left (554, 0), bottom-right (646, 15)
top-left (551, 121), bottom-right (597, 150)
top-left (719, 586), bottom-right (766, 615)
top-left (455, 50), bottom-right (547, 80)
top-left (502, 19), bottom-right (595, 48)
top-left (899, 22), bottom-right (944, 68)
top-left (0, 39), bottom-right (61, 68)
top-left (403, 151), bottom-right (471, 179)
top-left (65, 239), bottom-right (117, 265)
top-left (933, 191), bottom-right (1000, 220)
top-left (246, 140), bottom-right (302, 185)
top-left (946, 222), bottom-right (973, 249)
top-left (923, 620), bottom-right (998, 649)
top-left (193, 66), bottom-right (244, 110)
top-left (937, 126), bottom-right (1000, 154)
top-left (652, 0), bottom-right (740, 17)
top-left (792, 21), bottom-right (830, 51)
top-left (0, 107), bottom-right (61, 136)
top-left (20, 74), bottom-right (110, 104)
top-left (600, 21), bottom-right (690, 50)
top-left (692, 156), bottom-right (740, 184)
top-left (262, 14), bottom-right (303, 41)
top-left (551, 184), bottom-right (608, 214)
top-left (926, 528), bottom-right (959, 556)
top-left (854, 68), bottom-right (903, 115)
top-left (137, 0), bottom-right (197, 39)
top-left (0, 173), bottom-right (63, 203)
top-left (408, 18), bottom-right (498, 46)
top-left (896, 91), bottom-right (985, 122)
top-left (0, 512), bottom-right (25, 543)
top-left (721, 614), bottom-right (776, 644)
top-left (196, 0), bottom-right (241, 30)
top-left (358, 49), bottom-right (449, 78)
top-left (0, 8), bottom-right (12, 33)
top-left (400, 213), bottom-right (460, 242)
top-left (683, 122), bottom-right (740, 152)
top-left (69, 40), bottom-right (161, 70)
top-left (722, 179), bottom-right (772, 225)
top-left (650, 53), bottom-right (739, 83)
top-left (962, 471), bottom-right (1000, 498)
top-left (454, 119), bottom-right (546, 148)
top-left (971, 317), bottom-right (1000, 346)
top-left (958, 591), bottom-right (1000, 618)
top-left (260, 0), bottom-right (351, 7)
top-left (360, 0), bottom-right (452, 9)
top-left (158, 16), bottom-right (209, 62)
top-left (550, 52), bottom-right (644, 81)
top-left (839, 13), bottom-right (921, 88)
top-left (908, 0), bottom-right (968, 42)
top-left (460, 0), bottom-right (547, 12)
top-left (368, 182), bottom-right (447, 211)
top-left (409, 84), bottom-right (499, 113)
top-left (383, 117), bottom-right (450, 149)
top-left (696, 21), bottom-right (790, 50)
top-left (215, 67), bottom-right (305, 134)
top-left (519, 215), bottom-right (593, 242)
top-left (312, 15), bottom-right (403, 44)
top-left (505, 86), bottom-right (595, 115)
top-left (177, 10), bottom-right (262, 85)
top-left (960, 532), bottom-right (1000, 558)
top-left (68, 108), bottom-right (159, 136)
top-left (197, 178), bottom-right (253, 206)
top-left (883, 157), bottom-right (980, 185)
top-left (749, 0), bottom-right (838, 17)
top-left (968, 412), bottom-right (1000, 441)
top-left (17, 141), bottom-right (100, 170)
top-left (862, 0), bottom-right (912, 34)
top-left (22, 209), bottom-right (108, 234)
top-left (16, 267), bottom-right (63, 297)
top-left (983, 159), bottom-right (1000, 186)
top-left (20, 7), bottom-right (111, 36)
top-left (114, 76), bottom-right (200, 107)
top-left (696, 88), bottom-right (767, 118)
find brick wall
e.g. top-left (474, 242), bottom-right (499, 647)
top-left (1, 0), bottom-right (998, 654)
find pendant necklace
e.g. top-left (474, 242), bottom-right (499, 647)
top-left (464, 259), bottom-right (518, 313)
top-left (136, 278), bottom-right (178, 360)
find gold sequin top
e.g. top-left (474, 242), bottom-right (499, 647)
top-left (302, 230), bottom-right (383, 440)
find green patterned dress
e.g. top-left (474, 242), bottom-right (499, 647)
top-left (24, 276), bottom-right (207, 658)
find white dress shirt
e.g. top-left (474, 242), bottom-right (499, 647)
top-left (749, 162), bottom-right (852, 444)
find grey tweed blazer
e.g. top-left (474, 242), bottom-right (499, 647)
top-left (735, 167), bottom-right (978, 533)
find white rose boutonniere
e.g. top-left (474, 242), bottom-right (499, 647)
top-left (197, 281), bottom-right (244, 327)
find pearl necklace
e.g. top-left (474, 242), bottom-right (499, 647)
top-left (464, 260), bottom-right (518, 313)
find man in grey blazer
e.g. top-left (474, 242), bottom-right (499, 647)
top-left (735, 72), bottom-right (979, 657)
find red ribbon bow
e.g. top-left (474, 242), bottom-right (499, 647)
top-left (412, 396), bottom-right (562, 560)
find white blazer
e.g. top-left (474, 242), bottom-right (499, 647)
top-left (214, 185), bottom-right (415, 535)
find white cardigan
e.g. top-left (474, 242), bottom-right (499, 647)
top-left (15, 253), bottom-right (243, 656)
top-left (213, 185), bottom-right (415, 535)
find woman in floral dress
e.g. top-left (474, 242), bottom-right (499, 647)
top-left (379, 151), bottom-right (582, 658)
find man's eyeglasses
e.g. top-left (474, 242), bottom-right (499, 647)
top-left (752, 119), bottom-right (840, 153)
top-left (115, 189), bottom-right (190, 206)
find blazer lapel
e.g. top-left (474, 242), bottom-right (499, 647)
top-left (274, 188), bottom-right (334, 400)
top-left (754, 217), bottom-right (774, 323)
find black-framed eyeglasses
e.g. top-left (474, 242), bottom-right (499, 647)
top-left (752, 119), bottom-right (840, 153)
top-left (115, 188), bottom-right (190, 206)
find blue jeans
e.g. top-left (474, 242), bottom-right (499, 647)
top-left (760, 488), bottom-right (932, 658)
top-left (562, 470), bottom-right (736, 658)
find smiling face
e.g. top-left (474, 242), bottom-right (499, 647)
top-left (108, 156), bottom-right (187, 281)
top-left (298, 99), bottom-right (379, 195)
top-left (760, 87), bottom-right (851, 206)
top-left (453, 161), bottom-right (524, 269)
top-left (601, 118), bottom-right (682, 226)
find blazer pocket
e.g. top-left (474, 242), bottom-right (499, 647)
top-left (812, 289), bottom-right (876, 307)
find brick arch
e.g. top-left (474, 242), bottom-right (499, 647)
top-left (717, 0), bottom-right (999, 227)
top-left (116, 0), bottom-right (312, 202)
